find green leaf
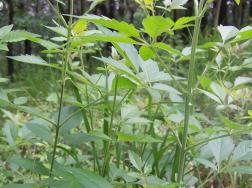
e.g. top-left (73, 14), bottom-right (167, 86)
top-left (153, 42), bottom-right (182, 56)
top-left (152, 83), bottom-right (182, 95)
top-left (57, 106), bottom-right (82, 135)
top-left (74, 14), bottom-right (140, 38)
top-left (46, 92), bottom-right (58, 103)
top-left (112, 76), bottom-right (137, 90)
top-left (116, 43), bottom-right (141, 71)
top-left (64, 133), bottom-right (98, 145)
top-left (220, 116), bottom-right (244, 130)
top-left (208, 136), bottom-right (234, 167)
top-left (232, 141), bottom-right (252, 161)
top-left (96, 57), bottom-right (133, 74)
top-left (144, 0), bottom-right (153, 5)
top-left (128, 151), bottom-right (142, 171)
top-left (173, 16), bottom-right (195, 30)
top-left (13, 97), bottom-right (28, 105)
top-left (0, 89), bottom-right (10, 106)
top-left (142, 16), bottom-right (174, 38)
top-left (55, 167), bottom-right (113, 188)
top-left (242, 57), bottom-right (252, 69)
top-left (0, 43), bottom-right (8, 51)
top-left (2, 184), bottom-right (38, 188)
top-left (2, 121), bottom-right (18, 146)
top-left (210, 82), bottom-right (226, 102)
top-left (0, 77), bottom-right (9, 83)
top-left (169, 0), bottom-right (189, 10)
top-left (26, 36), bottom-right (59, 50)
top-left (126, 117), bottom-right (151, 124)
top-left (7, 55), bottom-right (48, 66)
top-left (232, 27), bottom-right (252, 43)
top-left (64, 131), bottom-right (111, 145)
top-left (198, 76), bottom-right (212, 89)
top-left (95, 56), bottom-right (141, 83)
top-left (2, 30), bottom-right (58, 50)
top-left (1, 30), bottom-right (39, 42)
top-left (198, 41), bottom-right (217, 49)
top-left (45, 25), bottom-right (68, 37)
top-left (198, 89), bottom-right (222, 105)
top-left (217, 25), bottom-right (239, 42)
top-left (9, 155), bottom-right (49, 175)
top-left (89, 130), bottom-right (112, 141)
top-left (139, 45), bottom-right (155, 60)
top-left (194, 158), bottom-right (217, 170)
top-left (234, 0), bottom-right (240, 5)
top-left (138, 59), bottom-right (173, 83)
top-left (248, 110), bottom-right (252, 118)
top-left (0, 25), bottom-right (13, 39)
top-left (72, 34), bottom-right (138, 47)
top-left (234, 76), bottom-right (252, 86)
top-left (73, 19), bottom-right (88, 35)
top-left (226, 166), bottom-right (252, 174)
top-left (26, 122), bottom-right (53, 143)
top-left (117, 132), bottom-right (161, 143)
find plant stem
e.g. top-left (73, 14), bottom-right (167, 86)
top-left (152, 48), bottom-right (186, 94)
top-left (77, 42), bottom-right (101, 173)
top-left (49, 0), bottom-right (73, 178)
top-left (177, 0), bottom-right (206, 184)
top-left (46, 0), bottom-right (68, 27)
top-left (102, 75), bottom-right (119, 176)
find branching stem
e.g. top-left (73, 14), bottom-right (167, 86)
top-left (177, 0), bottom-right (207, 184)
top-left (49, 0), bottom-right (73, 178)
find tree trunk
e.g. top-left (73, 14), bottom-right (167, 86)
top-left (214, 0), bottom-right (222, 27)
top-left (219, 0), bottom-right (227, 25)
top-left (80, 0), bottom-right (85, 14)
top-left (118, 0), bottom-right (126, 19)
top-left (250, 1), bottom-right (252, 18)
top-left (240, 0), bottom-right (246, 26)
top-left (107, 0), bottom-right (115, 18)
top-left (96, 3), bottom-right (108, 16)
top-left (6, 0), bottom-right (14, 78)
top-left (25, 40), bottom-right (32, 55)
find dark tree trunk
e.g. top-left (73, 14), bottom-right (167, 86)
top-left (127, 1), bottom-right (135, 22)
top-left (118, 0), bottom-right (126, 19)
top-left (25, 40), bottom-right (32, 55)
top-left (107, 0), bottom-right (115, 18)
top-left (240, 0), bottom-right (246, 26)
top-left (80, 0), bottom-right (85, 14)
top-left (219, 0), bottom-right (227, 25)
top-left (214, 0), bottom-right (222, 27)
top-left (250, 1), bottom-right (252, 18)
top-left (234, 1), bottom-right (242, 27)
top-left (36, 0), bottom-right (39, 14)
top-left (65, 0), bottom-right (71, 22)
top-left (96, 3), bottom-right (108, 16)
top-left (6, 0), bottom-right (14, 78)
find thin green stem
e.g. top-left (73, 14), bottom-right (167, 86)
top-left (102, 75), bottom-right (119, 176)
top-left (115, 90), bottom-right (132, 168)
top-left (49, 0), bottom-right (73, 178)
top-left (193, 47), bottom-right (223, 91)
top-left (177, 0), bottom-right (206, 184)
top-left (152, 47), bottom-right (186, 94)
top-left (8, 103), bottom-right (56, 127)
top-left (58, 98), bottom-right (103, 128)
top-left (46, 0), bottom-right (68, 27)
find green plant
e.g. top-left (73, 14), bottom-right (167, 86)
top-left (1, 0), bottom-right (252, 187)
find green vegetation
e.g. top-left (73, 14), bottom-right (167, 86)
top-left (1, 0), bottom-right (252, 187)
